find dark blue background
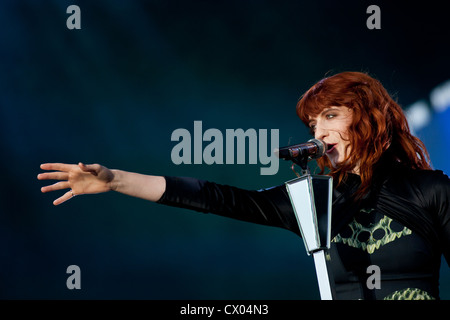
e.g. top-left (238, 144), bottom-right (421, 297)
top-left (1, 0), bottom-right (449, 299)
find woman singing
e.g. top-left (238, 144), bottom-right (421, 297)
top-left (38, 71), bottom-right (450, 300)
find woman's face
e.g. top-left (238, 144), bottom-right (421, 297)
top-left (308, 106), bottom-right (354, 169)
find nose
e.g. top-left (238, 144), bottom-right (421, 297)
top-left (314, 122), bottom-right (328, 140)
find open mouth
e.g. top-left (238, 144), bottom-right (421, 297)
top-left (326, 144), bottom-right (337, 154)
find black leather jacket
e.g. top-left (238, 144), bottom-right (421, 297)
top-left (157, 163), bottom-right (450, 299)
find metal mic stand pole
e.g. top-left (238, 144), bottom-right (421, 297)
top-left (284, 158), bottom-right (335, 300)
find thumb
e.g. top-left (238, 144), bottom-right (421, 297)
top-left (78, 162), bottom-right (99, 176)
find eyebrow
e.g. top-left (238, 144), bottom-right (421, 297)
top-left (308, 106), bottom-right (339, 122)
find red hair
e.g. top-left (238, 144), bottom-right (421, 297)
top-left (296, 71), bottom-right (432, 198)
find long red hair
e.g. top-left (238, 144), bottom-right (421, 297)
top-left (296, 71), bottom-right (432, 198)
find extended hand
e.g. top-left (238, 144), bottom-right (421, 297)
top-left (38, 162), bottom-right (114, 205)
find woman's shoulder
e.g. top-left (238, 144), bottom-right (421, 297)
top-left (388, 163), bottom-right (449, 184)
top-left (407, 168), bottom-right (450, 186)
top-left (386, 166), bottom-right (450, 205)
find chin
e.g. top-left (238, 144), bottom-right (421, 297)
top-left (326, 157), bottom-right (338, 169)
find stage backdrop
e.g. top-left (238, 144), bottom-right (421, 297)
top-left (1, 0), bottom-right (449, 299)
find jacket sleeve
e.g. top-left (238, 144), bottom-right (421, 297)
top-left (430, 170), bottom-right (450, 266)
top-left (156, 176), bottom-right (301, 236)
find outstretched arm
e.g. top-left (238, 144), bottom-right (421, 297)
top-left (38, 162), bottom-right (166, 205)
top-left (38, 163), bottom-right (299, 235)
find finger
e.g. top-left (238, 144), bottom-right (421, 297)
top-left (40, 163), bottom-right (74, 172)
top-left (37, 172), bottom-right (69, 181)
top-left (79, 162), bottom-right (99, 176)
top-left (41, 181), bottom-right (70, 193)
top-left (53, 190), bottom-right (75, 206)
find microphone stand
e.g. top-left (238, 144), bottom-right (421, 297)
top-left (284, 156), bottom-right (335, 300)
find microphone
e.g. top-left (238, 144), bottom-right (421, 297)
top-left (275, 139), bottom-right (328, 161)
